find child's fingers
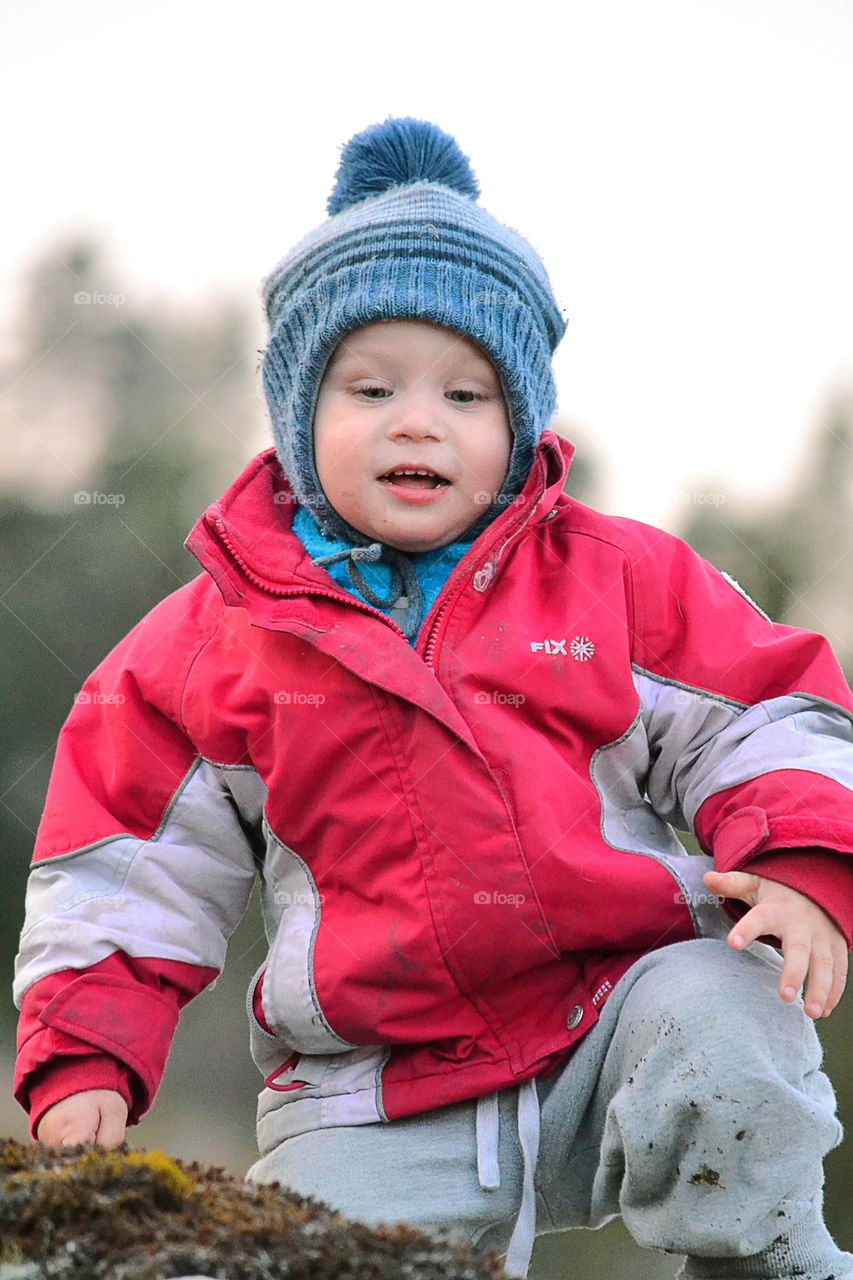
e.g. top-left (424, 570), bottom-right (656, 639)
top-left (703, 868), bottom-right (849, 1019)
top-left (38, 1107), bottom-right (97, 1146)
top-left (702, 868), bottom-right (758, 904)
top-left (725, 900), bottom-right (778, 950)
top-left (94, 1101), bottom-right (128, 1148)
top-left (726, 902), bottom-right (810, 996)
top-left (827, 945), bottom-right (849, 1014)
top-left (36, 1090), bottom-right (128, 1148)
top-left (729, 909), bottom-right (848, 1019)
top-left (796, 943), bottom-right (834, 1017)
top-left (38, 1117), bottom-right (89, 1145)
top-left (797, 940), bottom-right (848, 1019)
top-left (776, 934), bottom-right (846, 1019)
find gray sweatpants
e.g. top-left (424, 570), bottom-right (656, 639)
top-left (246, 939), bottom-right (852, 1280)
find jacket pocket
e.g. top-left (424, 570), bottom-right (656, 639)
top-left (263, 1051), bottom-right (330, 1093)
top-left (247, 963), bottom-right (287, 1076)
top-left (260, 830), bottom-right (360, 1054)
top-left (255, 1044), bottom-right (391, 1150)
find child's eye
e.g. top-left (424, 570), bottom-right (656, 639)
top-left (448, 389), bottom-right (487, 403)
top-left (357, 385), bottom-right (391, 399)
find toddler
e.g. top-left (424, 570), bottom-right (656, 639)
top-left (14, 117), bottom-right (853, 1279)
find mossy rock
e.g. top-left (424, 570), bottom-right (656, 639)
top-left (0, 1139), bottom-right (509, 1280)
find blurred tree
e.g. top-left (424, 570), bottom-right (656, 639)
top-left (553, 416), bottom-right (602, 507)
top-left (0, 239), bottom-right (264, 1029)
top-left (679, 391), bottom-right (853, 678)
top-left (777, 392), bottom-right (853, 673)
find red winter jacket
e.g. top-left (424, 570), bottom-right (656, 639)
top-left (14, 431), bottom-right (853, 1141)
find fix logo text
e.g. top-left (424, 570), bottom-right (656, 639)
top-left (530, 637), bottom-right (596, 662)
top-left (530, 639), bottom-right (567, 655)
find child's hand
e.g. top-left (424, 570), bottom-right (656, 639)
top-left (36, 1089), bottom-right (128, 1148)
top-left (703, 869), bottom-right (849, 1018)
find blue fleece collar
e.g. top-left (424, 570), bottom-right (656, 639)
top-left (292, 504), bottom-right (475, 644)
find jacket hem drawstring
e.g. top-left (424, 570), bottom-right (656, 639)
top-left (475, 1077), bottom-right (540, 1278)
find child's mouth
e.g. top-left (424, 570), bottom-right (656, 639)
top-left (378, 468), bottom-right (450, 491)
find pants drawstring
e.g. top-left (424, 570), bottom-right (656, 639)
top-left (475, 1078), bottom-right (540, 1278)
top-left (475, 1090), bottom-right (501, 1189)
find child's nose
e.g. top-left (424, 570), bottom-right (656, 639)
top-left (386, 389), bottom-right (446, 441)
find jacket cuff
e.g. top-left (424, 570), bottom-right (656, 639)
top-left (35, 973), bottom-right (180, 1115)
top-left (26, 1053), bottom-right (135, 1140)
top-left (738, 847), bottom-right (853, 948)
top-left (709, 804), bottom-right (853, 869)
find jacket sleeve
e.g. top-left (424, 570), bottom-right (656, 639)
top-left (626, 523), bottom-right (853, 944)
top-left (13, 586), bottom-right (258, 1134)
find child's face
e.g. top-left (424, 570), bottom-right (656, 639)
top-left (313, 319), bottom-right (511, 553)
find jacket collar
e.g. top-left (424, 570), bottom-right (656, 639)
top-left (184, 429), bottom-right (575, 615)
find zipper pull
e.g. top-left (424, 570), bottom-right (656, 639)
top-left (473, 562), bottom-right (496, 592)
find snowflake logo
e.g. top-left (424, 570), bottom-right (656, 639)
top-left (569, 636), bottom-right (596, 662)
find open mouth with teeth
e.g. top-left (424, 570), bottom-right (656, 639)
top-left (378, 468), bottom-right (451, 490)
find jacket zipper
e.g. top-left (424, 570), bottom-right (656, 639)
top-left (421, 499), bottom-right (540, 667)
top-left (423, 599), bottom-right (450, 668)
top-left (213, 493), bottom-right (541, 668)
top-left (211, 515), bottom-right (408, 640)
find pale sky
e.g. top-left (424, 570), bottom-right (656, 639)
top-left (2, 0), bottom-right (852, 528)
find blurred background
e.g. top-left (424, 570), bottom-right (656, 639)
top-left (1, 0), bottom-right (851, 1274)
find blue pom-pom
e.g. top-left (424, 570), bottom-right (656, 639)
top-left (327, 117), bottom-right (480, 215)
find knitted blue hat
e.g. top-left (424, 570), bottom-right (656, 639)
top-left (261, 116), bottom-right (568, 544)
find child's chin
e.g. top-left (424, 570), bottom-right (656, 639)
top-left (384, 535), bottom-right (453, 553)
top-left (378, 522), bottom-right (464, 553)
top-left (360, 513), bottom-right (472, 553)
